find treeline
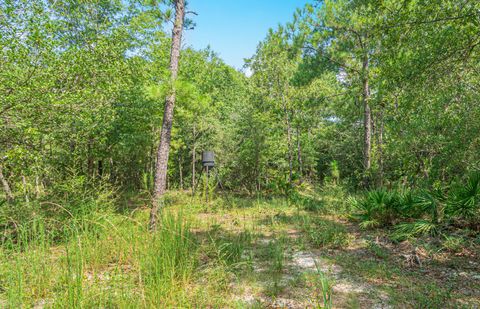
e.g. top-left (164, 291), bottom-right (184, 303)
top-left (244, 0), bottom-right (480, 191)
top-left (0, 0), bottom-right (247, 206)
top-left (1, 0), bottom-right (480, 210)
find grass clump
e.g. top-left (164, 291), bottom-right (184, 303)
top-left (300, 217), bottom-right (352, 248)
top-left (207, 228), bottom-right (253, 272)
top-left (0, 206), bottom-right (198, 308)
top-left (312, 266), bottom-right (333, 309)
top-left (441, 235), bottom-right (467, 253)
top-left (141, 212), bottom-right (197, 305)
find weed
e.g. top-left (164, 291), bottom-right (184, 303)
top-left (312, 262), bottom-right (333, 309)
top-left (301, 217), bottom-right (352, 248)
top-left (441, 235), bottom-right (466, 253)
top-left (209, 230), bottom-right (253, 271)
top-left (366, 240), bottom-right (389, 259)
top-left (267, 239), bottom-right (286, 274)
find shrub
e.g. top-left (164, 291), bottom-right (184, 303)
top-left (351, 187), bottom-right (449, 234)
top-left (318, 184), bottom-right (350, 214)
top-left (390, 220), bottom-right (438, 241)
top-left (350, 189), bottom-right (402, 229)
top-left (0, 176), bottom-right (116, 246)
top-left (447, 172), bottom-right (480, 230)
top-left (414, 190), bottom-right (445, 225)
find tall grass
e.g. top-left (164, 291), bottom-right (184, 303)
top-left (0, 204), bottom-right (197, 307)
top-left (313, 261), bottom-right (333, 309)
top-left (141, 212), bottom-right (196, 306)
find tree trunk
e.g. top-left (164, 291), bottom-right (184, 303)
top-left (150, 0), bottom-right (185, 230)
top-left (192, 124), bottom-right (196, 194)
top-left (179, 153), bottom-right (183, 190)
top-left (0, 165), bottom-right (14, 202)
top-left (296, 125), bottom-right (303, 182)
top-left (87, 138), bottom-right (94, 178)
top-left (21, 175), bottom-right (29, 203)
top-left (98, 160), bottom-right (103, 178)
top-left (362, 55), bottom-right (372, 187)
top-left (283, 99), bottom-right (293, 184)
top-left (378, 108), bottom-right (384, 187)
top-left (35, 175), bottom-right (40, 198)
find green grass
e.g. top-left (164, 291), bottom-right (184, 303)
top-left (0, 208), bottom-right (198, 307)
top-left (0, 191), bottom-right (478, 308)
top-left (299, 216), bottom-right (353, 248)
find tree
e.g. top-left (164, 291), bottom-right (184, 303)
top-left (297, 0), bottom-right (384, 187)
top-left (247, 27), bottom-right (301, 186)
top-left (150, 0), bottom-right (185, 229)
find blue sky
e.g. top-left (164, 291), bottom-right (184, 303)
top-left (183, 0), bottom-right (310, 70)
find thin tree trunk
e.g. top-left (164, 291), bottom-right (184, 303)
top-left (149, 142), bottom-right (155, 190)
top-left (378, 108), bottom-right (384, 187)
top-left (179, 153), bottom-right (183, 190)
top-left (35, 175), bottom-right (40, 198)
top-left (98, 160), bottom-right (103, 178)
top-left (87, 138), bottom-right (94, 178)
top-left (296, 125), bottom-right (303, 182)
top-left (283, 99), bottom-right (293, 184)
top-left (109, 157), bottom-right (115, 183)
top-left (362, 55), bottom-right (372, 187)
top-left (150, 0), bottom-right (185, 230)
top-left (192, 124), bottom-right (196, 194)
top-left (0, 165), bottom-right (14, 202)
top-left (21, 175), bottom-right (29, 203)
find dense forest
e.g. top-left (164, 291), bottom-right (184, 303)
top-left (1, 0), bottom-right (479, 307)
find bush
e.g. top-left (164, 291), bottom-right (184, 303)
top-left (350, 187), bottom-right (449, 235)
top-left (350, 189), bottom-right (403, 229)
top-left (447, 172), bottom-right (480, 230)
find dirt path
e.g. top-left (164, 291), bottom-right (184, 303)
top-left (188, 202), bottom-right (480, 308)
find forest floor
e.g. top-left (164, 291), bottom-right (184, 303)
top-left (180, 193), bottom-right (480, 308)
top-left (1, 190), bottom-right (479, 308)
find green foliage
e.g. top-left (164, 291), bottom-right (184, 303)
top-left (2, 0), bottom-right (480, 306)
top-left (391, 220), bottom-right (438, 241)
top-left (301, 217), bottom-right (351, 248)
top-left (141, 212), bottom-right (196, 299)
top-left (0, 206), bottom-right (199, 307)
top-left (447, 172), bottom-right (480, 229)
top-left (441, 235), bottom-right (466, 253)
top-left (0, 176), bottom-right (116, 246)
top-left (352, 178), bottom-right (480, 240)
top-left (208, 229), bottom-right (253, 271)
top-left (312, 267), bottom-right (333, 309)
top-left (350, 189), bottom-right (403, 229)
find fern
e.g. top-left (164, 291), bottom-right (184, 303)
top-left (447, 172), bottom-right (480, 228)
top-left (391, 220), bottom-right (438, 241)
top-left (350, 189), bottom-right (402, 228)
